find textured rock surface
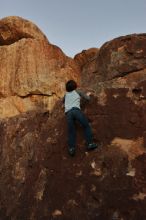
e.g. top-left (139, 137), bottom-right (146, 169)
top-left (0, 16), bottom-right (48, 45)
top-left (0, 16), bottom-right (146, 219)
top-left (98, 33), bottom-right (146, 81)
top-left (0, 88), bottom-right (146, 219)
top-left (74, 48), bottom-right (99, 90)
top-left (74, 48), bottom-right (98, 70)
top-left (79, 34), bottom-right (146, 102)
top-left (0, 16), bottom-right (80, 118)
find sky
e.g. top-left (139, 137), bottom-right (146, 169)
top-left (0, 0), bottom-right (146, 57)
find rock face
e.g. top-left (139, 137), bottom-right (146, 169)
top-left (74, 48), bottom-right (99, 89)
top-left (0, 91), bottom-right (146, 220)
top-left (74, 48), bottom-right (98, 70)
top-left (0, 16), bottom-right (80, 118)
top-left (98, 33), bottom-right (146, 81)
top-left (0, 17), bottom-right (146, 219)
top-left (0, 16), bottom-right (48, 45)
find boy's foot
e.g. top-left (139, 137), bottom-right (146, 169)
top-left (68, 148), bottom-right (75, 156)
top-left (87, 143), bottom-right (98, 151)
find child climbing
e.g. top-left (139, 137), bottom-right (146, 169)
top-left (63, 80), bottom-right (99, 156)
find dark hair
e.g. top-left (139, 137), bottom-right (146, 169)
top-left (66, 80), bottom-right (77, 92)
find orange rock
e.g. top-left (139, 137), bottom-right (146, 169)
top-left (74, 48), bottom-right (99, 89)
top-left (74, 48), bottom-right (98, 70)
top-left (0, 16), bottom-right (80, 118)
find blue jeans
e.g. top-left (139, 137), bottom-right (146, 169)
top-left (66, 107), bottom-right (93, 149)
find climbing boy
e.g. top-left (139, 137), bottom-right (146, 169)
top-left (63, 80), bottom-right (98, 156)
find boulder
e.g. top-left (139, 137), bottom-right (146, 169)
top-left (0, 87), bottom-right (146, 219)
top-left (74, 48), bottom-right (98, 70)
top-left (0, 16), bottom-right (48, 45)
top-left (78, 34), bottom-right (146, 98)
top-left (74, 48), bottom-right (99, 89)
top-left (0, 16), bottom-right (80, 118)
top-left (98, 33), bottom-right (146, 81)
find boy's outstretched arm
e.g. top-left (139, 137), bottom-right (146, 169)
top-left (76, 89), bottom-right (91, 101)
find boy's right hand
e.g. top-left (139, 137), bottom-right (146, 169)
top-left (86, 92), bottom-right (92, 96)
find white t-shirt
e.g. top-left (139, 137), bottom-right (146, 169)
top-left (64, 90), bottom-right (90, 113)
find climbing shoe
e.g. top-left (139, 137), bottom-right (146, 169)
top-left (87, 143), bottom-right (98, 151)
top-left (68, 148), bottom-right (75, 156)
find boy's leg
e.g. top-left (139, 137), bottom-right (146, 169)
top-left (73, 109), bottom-right (93, 145)
top-left (74, 109), bottom-right (98, 150)
top-left (66, 111), bottom-right (76, 155)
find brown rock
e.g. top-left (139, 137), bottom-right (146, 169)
top-left (74, 48), bottom-right (99, 90)
top-left (77, 34), bottom-right (146, 98)
top-left (98, 33), bottom-right (146, 80)
top-left (74, 48), bottom-right (98, 70)
top-left (0, 94), bottom-right (146, 219)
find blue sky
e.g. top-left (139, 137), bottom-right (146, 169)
top-left (0, 0), bottom-right (146, 57)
